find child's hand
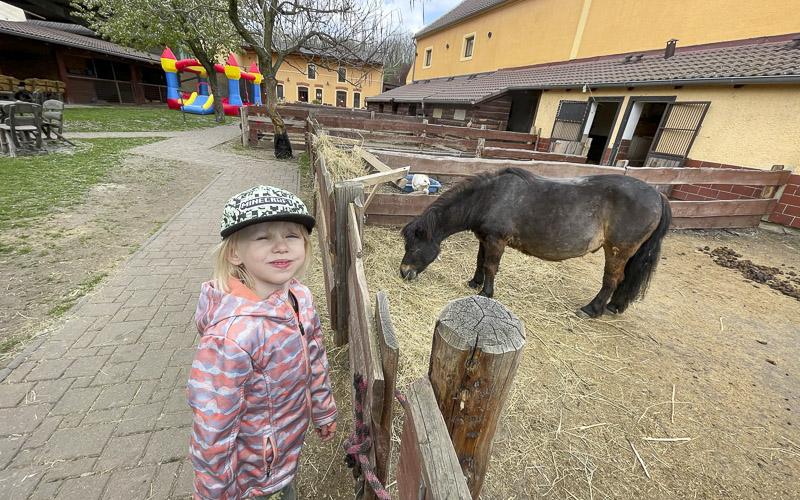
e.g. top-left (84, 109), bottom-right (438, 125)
top-left (315, 421), bottom-right (337, 442)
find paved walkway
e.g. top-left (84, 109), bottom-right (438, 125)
top-left (0, 125), bottom-right (300, 499)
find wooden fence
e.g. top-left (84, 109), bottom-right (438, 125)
top-left (242, 104), bottom-right (543, 154)
top-left (359, 150), bottom-right (792, 229)
top-left (306, 121), bottom-right (472, 499)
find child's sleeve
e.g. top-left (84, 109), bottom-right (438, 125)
top-left (306, 300), bottom-right (338, 427)
top-left (186, 335), bottom-right (252, 500)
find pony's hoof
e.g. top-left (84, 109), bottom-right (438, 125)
top-left (605, 305), bottom-right (618, 315)
top-left (467, 279), bottom-right (481, 289)
top-left (575, 309), bottom-right (591, 319)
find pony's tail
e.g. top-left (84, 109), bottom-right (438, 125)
top-left (611, 194), bottom-right (672, 312)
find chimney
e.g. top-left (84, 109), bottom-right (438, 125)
top-left (665, 39), bottom-right (678, 59)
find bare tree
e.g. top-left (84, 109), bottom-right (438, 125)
top-left (228, 0), bottom-right (401, 157)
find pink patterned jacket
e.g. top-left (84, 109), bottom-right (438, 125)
top-left (187, 278), bottom-right (337, 499)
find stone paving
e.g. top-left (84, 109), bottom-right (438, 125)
top-left (0, 125), bottom-right (300, 499)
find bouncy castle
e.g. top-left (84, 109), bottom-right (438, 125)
top-left (160, 47), bottom-right (262, 116)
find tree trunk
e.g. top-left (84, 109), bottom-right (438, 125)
top-left (263, 73), bottom-right (292, 158)
top-left (188, 41), bottom-right (226, 123)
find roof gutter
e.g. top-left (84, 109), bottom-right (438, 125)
top-left (507, 74), bottom-right (800, 91)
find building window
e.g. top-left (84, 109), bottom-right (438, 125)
top-left (423, 47), bottom-right (433, 68)
top-left (336, 90), bottom-right (347, 107)
top-left (277, 84), bottom-right (284, 99)
top-left (315, 88), bottom-right (323, 102)
top-left (308, 64), bottom-right (316, 79)
top-left (338, 68), bottom-right (346, 83)
top-left (453, 109), bottom-right (467, 120)
top-left (461, 33), bottom-right (475, 61)
top-left (298, 86), bottom-right (309, 102)
top-left (432, 108), bottom-right (442, 118)
top-left (353, 92), bottom-right (361, 108)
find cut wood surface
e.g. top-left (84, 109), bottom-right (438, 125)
top-left (348, 166), bottom-right (410, 186)
top-left (428, 296), bottom-right (525, 498)
top-left (397, 378), bottom-right (472, 500)
top-left (671, 199), bottom-right (778, 218)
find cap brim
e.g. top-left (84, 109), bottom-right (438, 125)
top-left (221, 214), bottom-right (316, 238)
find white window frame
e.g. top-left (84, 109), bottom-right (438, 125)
top-left (308, 64), bottom-right (316, 80)
top-left (423, 46), bottom-right (433, 69)
top-left (315, 87), bottom-right (323, 102)
top-left (461, 33), bottom-right (476, 61)
top-left (338, 67), bottom-right (346, 83)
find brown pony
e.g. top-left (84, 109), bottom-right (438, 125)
top-left (400, 168), bottom-right (672, 318)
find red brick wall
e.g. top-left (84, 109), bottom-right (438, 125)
top-left (670, 160), bottom-right (800, 230)
top-left (536, 137), bottom-right (550, 152)
top-left (768, 173), bottom-right (800, 229)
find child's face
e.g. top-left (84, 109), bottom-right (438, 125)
top-left (227, 221), bottom-right (306, 299)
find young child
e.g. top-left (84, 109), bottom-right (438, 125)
top-left (187, 185), bottom-right (338, 500)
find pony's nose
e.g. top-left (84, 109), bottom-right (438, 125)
top-left (400, 265), bottom-right (417, 280)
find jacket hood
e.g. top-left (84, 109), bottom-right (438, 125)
top-left (195, 278), bottom-right (299, 335)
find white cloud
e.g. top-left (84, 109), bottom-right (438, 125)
top-left (384, 0), bottom-right (463, 35)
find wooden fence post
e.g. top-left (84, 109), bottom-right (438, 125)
top-left (333, 181), bottom-right (364, 345)
top-left (428, 296), bottom-right (525, 498)
top-left (240, 105), bottom-right (249, 147)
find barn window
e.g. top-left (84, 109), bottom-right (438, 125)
top-left (432, 108), bottom-right (443, 118)
top-left (550, 100), bottom-right (591, 141)
top-left (453, 109), bottom-right (467, 120)
top-left (461, 33), bottom-right (476, 60)
top-left (423, 47), bottom-right (433, 68)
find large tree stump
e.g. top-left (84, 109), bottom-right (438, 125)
top-left (428, 296), bottom-right (525, 498)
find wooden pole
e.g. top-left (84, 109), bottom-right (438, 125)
top-left (240, 105), bottom-right (249, 147)
top-left (333, 181), bottom-right (363, 344)
top-left (428, 296), bottom-right (525, 499)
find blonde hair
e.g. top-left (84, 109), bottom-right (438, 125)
top-left (211, 221), bottom-right (312, 293)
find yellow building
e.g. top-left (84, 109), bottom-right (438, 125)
top-left (368, 0), bottom-right (800, 229)
top-left (410, 0), bottom-right (800, 81)
top-left (232, 51), bottom-right (383, 109)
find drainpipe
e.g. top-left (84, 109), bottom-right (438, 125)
top-left (411, 39), bottom-right (417, 83)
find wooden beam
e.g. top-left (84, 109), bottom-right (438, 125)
top-left (671, 199), bottom-right (778, 218)
top-left (348, 166), bottom-right (410, 186)
top-left (375, 290), bottom-right (399, 492)
top-left (355, 145), bottom-right (392, 172)
top-left (626, 167), bottom-right (792, 186)
top-left (397, 378), bottom-right (472, 500)
top-left (671, 215), bottom-right (763, 229)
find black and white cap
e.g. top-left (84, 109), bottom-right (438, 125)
top-left (220, 185), bottom-right (315, 238)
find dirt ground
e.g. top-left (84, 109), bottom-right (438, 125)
top-left (0, 153), bottom-right (221, 366)
top-left (2, 138), bottom-right (798, 498)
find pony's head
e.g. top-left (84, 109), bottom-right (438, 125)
top-left (399, 216), bottom-right (440, 280)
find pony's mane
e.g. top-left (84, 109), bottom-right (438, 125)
top-left (402, 169), bottom-right (529, 241)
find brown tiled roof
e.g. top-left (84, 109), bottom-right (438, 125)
top-left (0, 20), bottom-right (159, 64)
top-left (416, 0), bottom-right (509, 38)
top-left (27, 20), bottom-right (96, 37)
top-left (368, 35), bottom-right (800, 104)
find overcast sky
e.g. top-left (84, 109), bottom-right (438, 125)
top-left (386, 0), bottom-right (463, 35)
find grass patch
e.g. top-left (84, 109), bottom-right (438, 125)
top-left (0, 337), bottom-right (23, 354)
top-left (299, 152), bottom-right (310, 177)
top-left (0, 137), bottom-right (162, 231)
top-left (47, 272), bottom-right (108, 318)
top-left (65, 106), bottom-right (225, 132)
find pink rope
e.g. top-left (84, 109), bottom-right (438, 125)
top-left (343, 373), bottom-right (392, 500)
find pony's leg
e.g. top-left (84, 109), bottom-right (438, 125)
top-left (578, 245), bottom-right (633, 318)
top-left (477, 238), bottom-right (506, 299)
top-left (468, 242), bottom-right (486, 289)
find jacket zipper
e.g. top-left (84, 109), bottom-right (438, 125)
top-left (289, 292), bottom-right (314, 418)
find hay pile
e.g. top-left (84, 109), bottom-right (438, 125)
top-left (313, 143), bottom-right (711, 499)
top-left (314, 133), bottom-right (370, 184)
